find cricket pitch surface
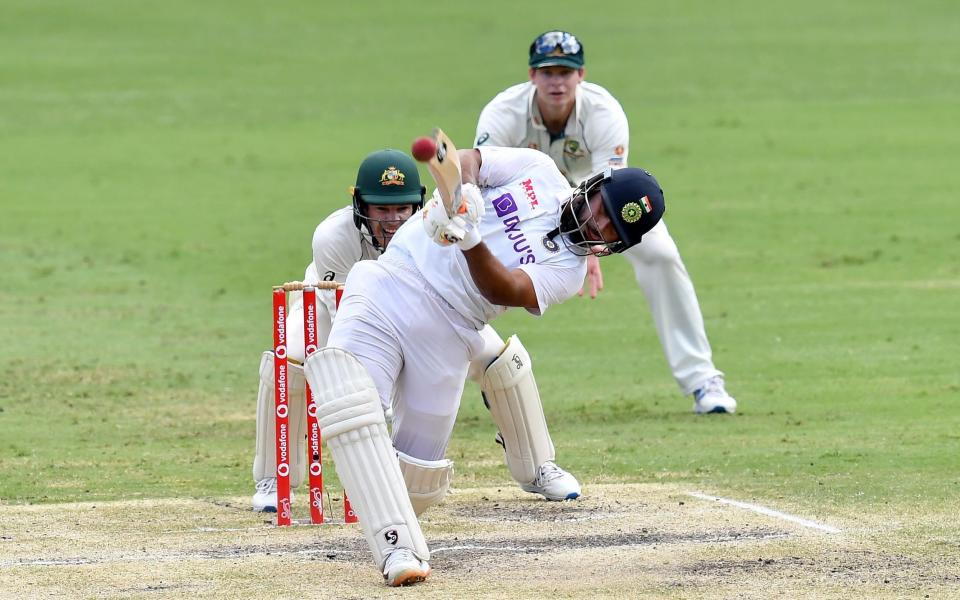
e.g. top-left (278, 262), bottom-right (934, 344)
top-left (2, 483), bottom-right (956, 599)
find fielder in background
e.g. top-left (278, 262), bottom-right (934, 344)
top-left (475, 30), bottom-right (737, 414)
top-left (251, 149), bottom-right (581, 513)
top-left (302, 145), bottom-right (665, 585)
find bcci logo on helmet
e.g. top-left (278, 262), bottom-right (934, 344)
top-left (621, 196), bottom-right (653, 224)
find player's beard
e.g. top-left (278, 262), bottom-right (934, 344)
top-left (558, 195), bottom-right (590, 254)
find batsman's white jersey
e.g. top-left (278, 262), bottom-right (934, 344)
top-left (389, 146), bottom-right (586, 328)
top-left (477, 81), bottom-right (723, 394)
top-left (329, 147), bottom-right (586, 461)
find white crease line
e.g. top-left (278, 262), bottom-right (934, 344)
top-left (432, 532), bottom-right (789, 555)
top-left (687, 491), bottom-right (841, 534)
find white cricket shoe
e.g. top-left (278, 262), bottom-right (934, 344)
top-left (251, 477), bottom-right (294, 513)
top-left (520, 461), bottom-right (581, 501)
top-left (382, 548), bottom-right (430, 587)
top-left (692, 375), bottom-right (737, 414)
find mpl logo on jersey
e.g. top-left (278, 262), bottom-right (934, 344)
top-left (520, 179), bottom-right (539, 209)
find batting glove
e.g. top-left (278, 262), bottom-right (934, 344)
top-left (450, 183), bottom-right (484, 250)
top-left (456, 183), bottom-right (485, 225)
top-left (422, 191), bottom-right (482, 250)
top-left (422, 193), bottom-right (456, 247)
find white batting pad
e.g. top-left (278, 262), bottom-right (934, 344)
top-left (397, 451), bottom-right (454, 516)
top-left (466, 325), bottom-right (507, 384)
top-left (481, 335), bottom-right (555, 484)
top-left (304, 347), bottom-right (429, 567)
top-left (253, 351), bottom-right (307, 488)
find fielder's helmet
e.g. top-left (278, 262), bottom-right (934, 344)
top-left (350, 149), bottom-right (426, 248)
top-left (351, 149), bottom-right (426, 207)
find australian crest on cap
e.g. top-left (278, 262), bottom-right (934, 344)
top-left (380, 166), bottom-right (406, 186)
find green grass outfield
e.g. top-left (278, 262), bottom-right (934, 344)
top-left (1, 0), bottom-right (958, 536)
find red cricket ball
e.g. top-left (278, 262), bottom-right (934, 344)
top-left (410, 136), bottom-right (437, 162)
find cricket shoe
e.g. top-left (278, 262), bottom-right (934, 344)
top-left (692, 375), bottom-right (737, 414)
top-left (520, 461), bottom-right (581, 501)
top-left (251, 477), bottom-right (294, 513)
top-left (382, 548), bottom-right (431, 586)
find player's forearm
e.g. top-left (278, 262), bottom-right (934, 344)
top-left (458, 149), bottom-right (481, 186)
top-left (461, 243), bottom-right (537, 309)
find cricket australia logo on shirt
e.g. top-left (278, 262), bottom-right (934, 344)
top-left (493, 193), bottom-right (535, 265)
top-left (563, 139), bottom-right (584, 158)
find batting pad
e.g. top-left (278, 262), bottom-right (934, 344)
top-left (304, 347), bottom-right (429, 568)
top-left (397, 451), bottom-right (454, 516)
top-left (481, 335), bottom-right (555, 484)
top-left (253, 351), bottom-right (308, 487)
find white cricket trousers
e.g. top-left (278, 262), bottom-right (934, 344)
top-left (328, 253), bottom-right (484, 462)
top-left (623, 220), bottom-right (722, 394)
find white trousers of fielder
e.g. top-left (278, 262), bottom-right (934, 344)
top-left (623, 220), bottom-right (722, 394)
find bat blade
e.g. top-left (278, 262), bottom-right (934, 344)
top-left (426, 128), bottom-right (463, 217)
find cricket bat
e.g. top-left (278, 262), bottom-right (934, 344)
top-left (425, 128), bottom-right (464, 217)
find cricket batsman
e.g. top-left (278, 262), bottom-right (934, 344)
top-left (302, 144), bottom-right (666, 585)
top-left (252, 149), bottom-right (581, 514)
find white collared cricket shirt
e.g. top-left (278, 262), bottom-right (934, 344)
top-left (476, 81), bottom-right (630, 185)
top-left (387, 147), bottom-right (586, 328)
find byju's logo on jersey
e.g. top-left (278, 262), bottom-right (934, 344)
top-left (494, 193), bottom-right (535, 265)
top-left (493, 193), bottom-right (518, 217)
